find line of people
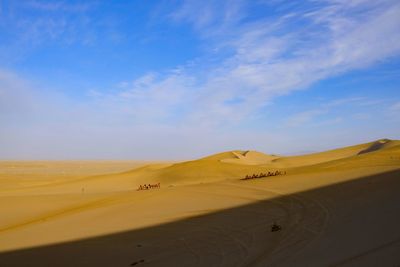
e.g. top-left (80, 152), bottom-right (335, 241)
top-left (241, 170), bottom-right (286, 180)
top-left (137, 182), bottom-right (161, 191)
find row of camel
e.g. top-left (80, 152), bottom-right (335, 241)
top-left (241, 170), bottom-right (286, 180)
top-left (136, 170), bottom-right (285, 190)
top-left (137, 183), bottom-right (161, 191)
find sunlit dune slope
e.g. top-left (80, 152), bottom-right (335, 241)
top-left (0, 161), bottom-right (156, 190)
top-left (0, 139), bottom-right (400, 266)
top-left (201, 150), bottom-right (279, 165)
top-left (269, 138), bottom-right (400, 168)
top-left (93, 138), bottom-right (400, 188)
top-left (291, 141), bottom-right (400, 174)
top-left (3, 139), bottom-right (399, 196)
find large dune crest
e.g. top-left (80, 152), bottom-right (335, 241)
top-left (0, 138), bottom-right (400, 266)
top-left (1, 139), bottom-right (399, 195)
top-left (151, 138), bottom-right (400, 185)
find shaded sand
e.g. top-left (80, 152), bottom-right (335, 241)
top-left (0, 139), bottom-right (399, 266)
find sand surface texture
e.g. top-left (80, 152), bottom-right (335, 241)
top-left (1, 139), bottom-right (400, 266)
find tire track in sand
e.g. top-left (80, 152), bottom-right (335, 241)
top-left (220, 182), bottom-right (330, 267)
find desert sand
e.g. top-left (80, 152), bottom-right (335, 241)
top-left (0, 139), bottom-right (400, 266)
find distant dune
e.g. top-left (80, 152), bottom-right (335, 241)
top-left (0, 139), bottom-right (399, 266)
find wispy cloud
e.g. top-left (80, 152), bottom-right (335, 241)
top-left (0, 0), bottom-right (98, 49)
top-left (283, 96), bottom-right (379, 127)
top-left (1, 0), bottom-right (400, 159)
top-left (23, 0), bottom-right (92, 12)
top-left (169, 0), bottom-right (246, 33)
top-left (99, 0), bottom-right (400, 127)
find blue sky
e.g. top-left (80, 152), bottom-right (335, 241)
top-left (1, 0), bottom-right (400, 160)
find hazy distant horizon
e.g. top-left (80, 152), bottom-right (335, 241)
top-left (1, 137), bottom-right (399, 161)
top-left (1, 0), bottom-right (400, 160)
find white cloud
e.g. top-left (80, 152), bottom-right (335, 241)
top-left (169, 0), bottom-right (246, 32)
top-left (97, 0), bottom-right (400, 127)
top-left (283, 96), bottom-right (385, 128)
top-left (1, 0), bottom-right (400, 159)
top-left (0, 1), bottom-right (98, 48)
top-left (5, 0), bottom-right (400, 128)
top-left (23, 0), bottom-right (91, 12)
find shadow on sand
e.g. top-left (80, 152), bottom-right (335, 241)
top-left (1, 169), bottom-right (400, 267)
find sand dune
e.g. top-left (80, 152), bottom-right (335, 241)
top-left (219, 151), bottom-right (279, 165)
top-left (0, 139), bottom-right (399, 266)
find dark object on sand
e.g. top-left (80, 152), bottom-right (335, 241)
top-left (130, 259), bottom-right (145, 266)
top-left (271, 222), bottom-right (282, 232)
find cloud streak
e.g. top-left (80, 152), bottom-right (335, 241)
top-left (95, 0), bottom-right (400, 127)
top-left (1, 0), bottom-right (400, 159)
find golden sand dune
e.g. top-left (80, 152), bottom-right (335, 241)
top-left (220, 151), bottom-right (279, 165)
top-left (0, 161), bottom-right (156, 191)
top-left (200, 150), bottom-right (278, 164)
top-left (270, 138), bottom-right (400, 168)
top-left (0, 139), bottom-right (399, 266)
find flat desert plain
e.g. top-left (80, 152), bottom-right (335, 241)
top-left (1, 139), bottom-right (400, 266)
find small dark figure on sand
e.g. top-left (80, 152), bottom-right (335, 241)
top-left (271, 222), bottom-right (282, 232)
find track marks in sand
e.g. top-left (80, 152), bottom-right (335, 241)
top-left (0, 181), bottom-right (330, 267)
top-left (117, 184), bottom-right (286, 267)
top-left (332, 236), bottom-right (400, 266)
top-left (260, 193), bottom-right (330, 266)
top-left (123, 183), bottom-right (324, 267)
top-left (219, 182), bottom-right (330, 266)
